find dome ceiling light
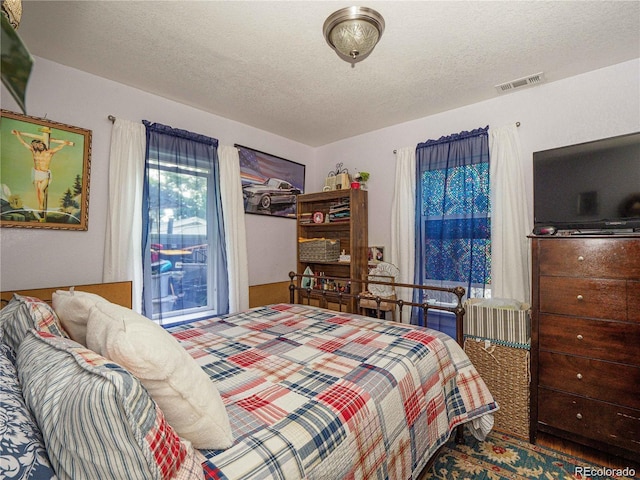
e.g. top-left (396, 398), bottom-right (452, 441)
top-left (323, 6), bottom-right (385, 63)
top-left (2, 0), bottom-right (23, 29)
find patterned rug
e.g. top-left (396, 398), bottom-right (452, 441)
top-left (422, 429), bottom-right (638, 480)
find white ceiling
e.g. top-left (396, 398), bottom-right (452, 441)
top-left (16, 1), bottom-right (640, 147)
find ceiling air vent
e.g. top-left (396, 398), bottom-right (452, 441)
top-left (495, 72), bottom-right (545, 93)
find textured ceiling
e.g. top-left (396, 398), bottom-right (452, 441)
top-left (16, 1), bottom-right (640, 147)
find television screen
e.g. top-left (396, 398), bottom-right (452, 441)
top-left (533, 132), bottom-right (640, 232)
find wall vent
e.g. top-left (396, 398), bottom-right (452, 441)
top-left (495, 72), bottom-right (545, 93)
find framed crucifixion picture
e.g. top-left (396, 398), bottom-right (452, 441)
top-left (1, 110), bottom-right (92, 230)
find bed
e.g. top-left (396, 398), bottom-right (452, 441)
top-left (1, 278), bottom-right (498, 480)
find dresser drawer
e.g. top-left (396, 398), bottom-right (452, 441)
top-left (538, 238), bottom-right (640, 278)
top-left (538, 388), bottom-right (640, 454)
top-left (539, 351), bottom-right (640, 409)
top-left (539, 314), bottom-right (640, 364)
top-left (629, 281), bottom-right (640, 323)
top-left (539, 276), bottom-right (627, 320)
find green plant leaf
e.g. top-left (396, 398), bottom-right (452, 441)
top-left (1, 14), bottom-right (33, 113)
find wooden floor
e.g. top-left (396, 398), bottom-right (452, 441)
top-left (536, 432), bottom-right (640, 471)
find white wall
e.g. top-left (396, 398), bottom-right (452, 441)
top-left (316, 59), bottom-right (640, 253)
top-left (1, 58), bottom-right (638, 291)
top-left (1, 57), bottom-right (317, 290)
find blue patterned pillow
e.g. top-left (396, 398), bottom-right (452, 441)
top-left (0, 342), bottom-right (57, 480)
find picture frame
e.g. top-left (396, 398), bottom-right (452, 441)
top-left (1, 110), bottom-right (92, 230)
top-left (235, 144), bottom-right (305, 219)
top-left (368, 246), bottom-right (385, 263)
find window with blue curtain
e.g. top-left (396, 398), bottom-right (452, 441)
top-left (142, 121), bottom-right (228, 324)
top-left (413, 126), bottom-right (491, 327)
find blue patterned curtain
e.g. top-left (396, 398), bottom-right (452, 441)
top-left (142, 121), bottom-right (228, 322)
top-left (413, 127), bottom-right (491, 320)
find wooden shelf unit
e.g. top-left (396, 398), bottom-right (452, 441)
top-left (296, 189), bottom-right (368, 310)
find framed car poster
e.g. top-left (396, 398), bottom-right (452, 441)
top-left (235, 144), bottom-right (305, 219)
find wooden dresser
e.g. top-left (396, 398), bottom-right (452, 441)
top-left (530, 236), bottom-right (640, 461)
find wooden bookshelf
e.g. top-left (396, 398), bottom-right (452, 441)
top-left (296, 189), bottom-right (368, 311)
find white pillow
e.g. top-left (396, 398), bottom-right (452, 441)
top-left (52, 289), bottom-right (108, 345)
top-left (86, 302), bottom-right (233, 450)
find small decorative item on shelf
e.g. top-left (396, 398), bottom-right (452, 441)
top-left (312, 211), bottom-right (324, 224)
top-left (301, 266), bottom-right (315, 289)
top-left (339, 249), bottom-right (351, 262)
top-left (324, 162), bottom-right (351, 191)
top-left (354, 171), bottom-right (370, 190)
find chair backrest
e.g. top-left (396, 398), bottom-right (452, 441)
top-left (366, 274), bottom-right (396, 297)
top-left (190, 246), bottom-right (208, 263)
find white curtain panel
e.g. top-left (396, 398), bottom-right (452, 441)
top-left (103, 119), bottom-right (146, 313)
top-left (390, 146), bottom-right (416, 318)
top-left (489, 125), bottom-right (532, 304)
top-left (218, 145), bottom-right (249, 313)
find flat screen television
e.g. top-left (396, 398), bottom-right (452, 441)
top-left (533, 131), bottom-right (640, 233)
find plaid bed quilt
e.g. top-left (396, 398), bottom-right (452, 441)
top-left (166, 304), bottom-right (498, 480)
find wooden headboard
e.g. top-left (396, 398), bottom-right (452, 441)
top-left (1, 281), bottom-right (132, 309)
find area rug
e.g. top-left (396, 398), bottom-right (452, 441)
top-left (421, 429), bottom-right (638, 480)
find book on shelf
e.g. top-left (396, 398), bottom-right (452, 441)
top-left (299, 212), bottom-right (313, 224)
top-left (329, 201), bottom-right (350, 216)
top-left (329, 206), bottom-right (350, 214)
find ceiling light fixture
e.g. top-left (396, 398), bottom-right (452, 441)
top-left (323, 6), bottom-right (385, 63)
top-left (1, 0), bottom-right (22, 29)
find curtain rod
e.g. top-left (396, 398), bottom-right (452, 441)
top-left (393, 122), bottom-right (521, 154)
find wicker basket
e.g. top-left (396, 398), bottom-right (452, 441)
top-left (299, 239), bottom-right (340, 262)
top-left (464, 338), bottom-right (530, 439)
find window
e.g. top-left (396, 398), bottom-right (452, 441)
top-left (414, 127), bottom-right (491, 310)
top-left (142, 122), bottom-right (228, 324)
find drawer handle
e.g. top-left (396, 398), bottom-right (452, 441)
top-left (576, 373), bottom-right (583, 380)
top-left (577, 255), bottom-right (585, 262)
top-left (576, 413), bottom-right (583, 420)
top-left (577, 334), bottom-right (584, 340)
top-left (577, 294), bottom-right (584, 301)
